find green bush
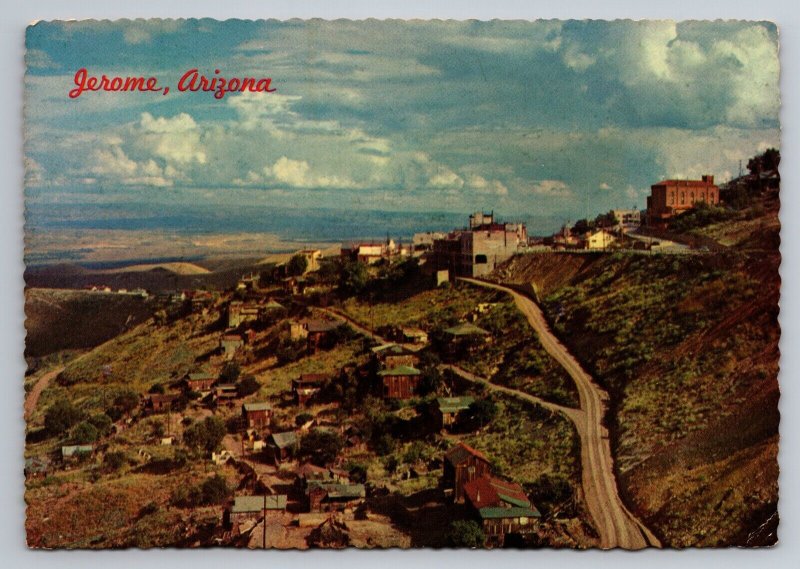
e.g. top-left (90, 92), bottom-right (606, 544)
top-left (447, 520), bottom-right (485, 548)
top-left (44, 398), bottom-right (84, 436)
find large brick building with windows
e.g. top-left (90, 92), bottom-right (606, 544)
top-left (646, 175), bottom-right (719, 228)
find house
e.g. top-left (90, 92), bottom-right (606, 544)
top-left (220, 334), bottom-right (244, 360)
top-left (224, 495), bottom-right (287, 526)
top-left (443, 442), bottom-right (492, 503)
top-left (435, 396), bottom-right (475, 430)
top-left (282, 276), bottom-right (307, 295)
top-left (25, 456), bottom-right (51, 479)
top-left (371, 343), bottom-right (420, 369)
top-left (433, 212), bottom-right (527, 279)
top-left (401, 327), bottom-right (428, 345)
top-left (306, 482), bottom-right (366, 513)
top-left (268, 431), bottom-right (298, 463)
top-left (584, 229), bottom-right (617, 250)
top-left (610, 209), bottom-right (642, 232)
top-left (237, 272), bottom-right (261, 291)
top-left (190, 290), bottom-right (215, 313)
top-left (646, 175), bottom-right (719, 228)
top-left (292, 373), bottom-right (330, 405)
top-left (227, 301), bottom-right (261, 328)
top-left (463, 475), bottom-right (541, 547)
top-left (297, 249), bottom-right (323, 272)
top-left (442, 323), bottom-right (491, 358)
top-left (378, 365), bottom-right (422, 399)
top-left (215, 383), bottom-right (239, 402)
top-left (61, 445), bottom-right (93, 464)
top-left (304, 319), bottom-right (343, 353)
top-left (212, 450), bottom-right (235, 465)
top-left (185, 372), bottom-right (216, 393)
top-left (412, 231), bottom-right (447, 252)
top-left (242, 402), bottom-right (272, 429)
top-left (143, 393), bottom-right (181, 414)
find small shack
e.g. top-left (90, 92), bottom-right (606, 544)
top-left (378, 365), bottom-right (422, 399)
top-left (268, 431), bottom-right (299, 463)
top-left (242, 402), bottom-right (273, 429)
top-left (435, 396), bottom-right (475, 430)
top-left (291, 373), bottom-right (330, 405)
top-left (443, 442), bottom-right (491, 503)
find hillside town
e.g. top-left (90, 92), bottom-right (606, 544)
top-left (23, 151), bottom-right (781, 549)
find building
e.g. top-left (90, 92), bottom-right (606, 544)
top-left (304, 319), bottom-right (343, 353)
top-left (584, 229), bottom-right (617, 250)
top-left (443, 442), bottom-right (492, 503)
top-left (25, 456), bottom-right (51, 479)
top-left (220, 334), bottom-right (244, 360)
top-left (378, 365), bottom-right (422, 399)
top-left (143, 393), bottom-right (181, 414)
top-left (646, 175), bottom-right (719, 228)
top-left (435, 396), bottom-right (475, 430)
top-left (610, 209), bottom-right (642, 232)
top-left (61, 445), bottom-right (94, 464)
top-left (227, 301), bottom-right (261, 328)
top-left (412, 231), bottom-right (447, 252)
top-left (185, 372), bottom-right (216, 393)
top-left (242, 402), bottom-right (272, 429)
top-left (433, 212), bottom-right (527, 279)
top-left (292, 373), bottom-right (330, 405)
top-left (441, 322), bottom-right (491, 359)
top-left (401, 327), bottom-right (428, 345)
top-left (297, 249), bottom-right (323, 272)
top-left (463, 475), bottom-right (541, 547)
top-left (224, 495), bottom-right (287, 526)
top-left (215, 383), bottom-right (239, 402)
top-left (306, 483), bottom-right (366, 513)
top-left (268, 431), bottom-right (299, 463)
top-left (371, 343), bottom-right (420, 369)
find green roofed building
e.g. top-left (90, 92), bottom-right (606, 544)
top-left (443, 322), bottom-right (490, 337)
top-left (435, 396), bottom-right (475, 430)
top-left (378, 365), bottom-right (422, 399)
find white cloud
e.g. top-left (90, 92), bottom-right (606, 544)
top-left (529, 179), bottom-right (573, 198)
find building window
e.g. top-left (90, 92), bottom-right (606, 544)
top-left (680, 192), bottom-right (685, 204)
top-left (475, 254), bottom-right (488, 264)
top-left (689, 192), bottom-right (694, 202)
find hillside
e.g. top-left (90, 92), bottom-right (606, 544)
top-left (24, 288), bottom-right (154, 359)
top-left (497, 200), bottom-right (780, 546)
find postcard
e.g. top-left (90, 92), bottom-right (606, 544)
top-left (23, 19), bottom-right (780, 549)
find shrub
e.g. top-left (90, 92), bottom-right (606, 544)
top-left (299, 429), bottom-right (343, 466)
top-left (295, 413), bottom-right (314, 426)
top-left (88, 413), bottom-right (113, 437)
top-left (44, 398), bottom-right (84, 436)
top-left (70, 421), bottom-right (99, 444)
top-left (237, 375), bottom-right (260, 397)
top-left (447, 520), bottom-right (485, 548)
top-left (103, 450), bottom-right (128, 471)
top-left (183, 416), bottom-right (226, 453)
top-left (112, 390), bottom-right (140, 415)
top-left (219, 362), bottom-right (241, 384)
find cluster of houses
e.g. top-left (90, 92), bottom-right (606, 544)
top-left (341, 238), bottom-right (412, 265)
top-left (443, 442), bottom-right (541, 547)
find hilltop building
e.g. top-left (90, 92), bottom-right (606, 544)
top-left (433, 212), bottom-right (527, 279)
top-left (610, 209), bottom-right (642, 232)
top-left (646, 175), bottom-right (719, 228)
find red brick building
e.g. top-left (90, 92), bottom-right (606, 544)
top-left (292, 373), bottom-right (330, 405)
top-left (646, 175), bottom-right (719, 228)
top-left (443, 442), bottom-right (492, 503)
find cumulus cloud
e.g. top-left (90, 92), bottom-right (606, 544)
top-left (529, 180), bottom-right (573, 198)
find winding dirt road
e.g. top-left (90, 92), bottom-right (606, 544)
top-left (24, 366), bottom-right (63, 421)
top-left (458, 277), bottom-right (660, 549)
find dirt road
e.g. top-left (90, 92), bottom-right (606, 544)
top-left (458, 277), bottom-right (660, 549)
top-left (24, 366), bottom-right (63, 421)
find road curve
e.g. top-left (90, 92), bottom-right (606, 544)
top-left (24, 366), bottom-right (64, 421)
top-left (458, 277), bottom-right (660, 549)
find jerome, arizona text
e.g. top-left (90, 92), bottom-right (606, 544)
top-left (68, 68), bottom-right (277, 99)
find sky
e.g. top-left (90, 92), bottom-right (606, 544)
top-left (24, 19), bottom-right (781, 232)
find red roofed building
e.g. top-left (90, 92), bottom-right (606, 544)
top-left (646, 175), bottom-right (719, 228)
top-left (443, 442), bottom-right (491, 503)
top-left (463, 475), bottom-right (541, 547)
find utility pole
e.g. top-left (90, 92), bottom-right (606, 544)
top-left (263, 493), bottom-right (267, 549)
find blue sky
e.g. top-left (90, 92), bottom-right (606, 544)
top-left (24, 19), bottom-right (780, 226)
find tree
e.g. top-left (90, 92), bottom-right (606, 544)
top-left (458, 399), bottom-right (498, 431)
top-left (346, 462), bottom-right (368, 484)
top-left (219, 362), bottom-right (241, 384)
top-left (44, 398), bottom-right (84, 436)
top-left (103, 450), bottom-right (128, 472)
top-left (447, 520), bottom-right (485, 548)
top-left (237, 375), bottom-right (260, 397)
top-left (88, 413), bottom-right (113, 437)
top-left (299, 429), bottom-right (343, 466)
top-left (149, 383), bottom-right (165, 394)
top-left (338, 260), bottom-right (370, 296)
top-left (113, 390), bottom-right (140, 415)
top-left (183, 416), bottom-right (226, 453)
top-left (200, 474), bottom-right (231, 505)
top-left (287, 254), bottom-right (309, 276)
top-left (295, 412), bottom-right (314, 427)
top-left (70, 421), bottom-right (99, 444)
